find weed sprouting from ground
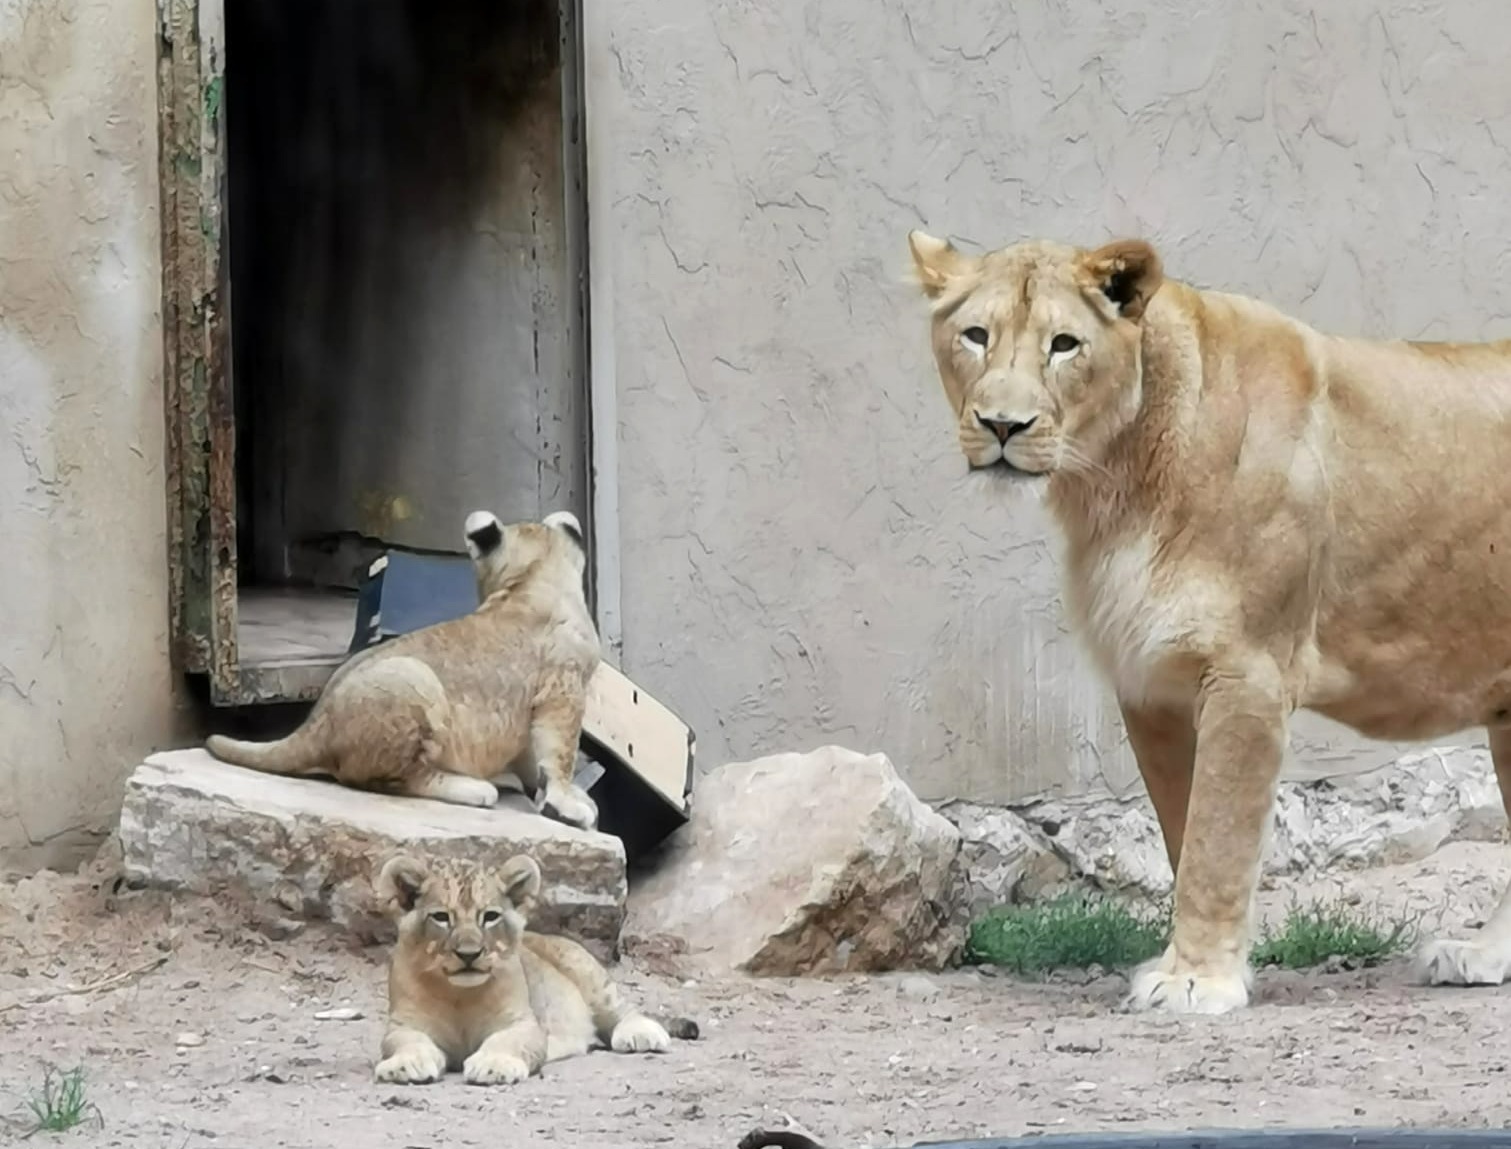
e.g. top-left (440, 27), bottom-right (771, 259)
top-left (966, 890), bottom-right (1418, 976)
top-left (1252, 898), bottom-right (1419, 970)
top-left (965, 892), bottom-right (1169, 975)
top-left (20, 1064), bottom-right (95, 1136)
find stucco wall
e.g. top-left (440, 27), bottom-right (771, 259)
top-left (587, 0), bottom-right (1506, 802)
top-left (0, 0), bottom-right (179, 869)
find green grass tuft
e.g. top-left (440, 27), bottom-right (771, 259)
top-left (965, 892), bottom-right (1169, 975)
top-left (23, 1064), bottom-right (93, 1136)
top-left (965, 891), bottom-right (1419, 976)
top-left (1251, 898), bottom-right (1418, 970)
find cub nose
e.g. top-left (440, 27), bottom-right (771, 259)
top-left (454, 946), bottom-right (483, 966)
top-left (977, 413), bottom-right (1036, 444)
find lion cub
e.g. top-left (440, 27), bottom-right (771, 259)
top-left (372, 852), bottom-right (671, 1086)
top-left (204, 509), bottom-right (601, 829)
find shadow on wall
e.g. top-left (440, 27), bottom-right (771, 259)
top-left (225, 0), bottom-right (575, 577)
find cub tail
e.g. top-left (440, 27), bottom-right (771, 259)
top-left (205, 718), bottom-right (328, 778)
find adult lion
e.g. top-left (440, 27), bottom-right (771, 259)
top-left (906, 228), bottom-right (1511, 1015)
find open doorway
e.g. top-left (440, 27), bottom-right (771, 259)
top-left (158, 0), bottom-right (590, 705)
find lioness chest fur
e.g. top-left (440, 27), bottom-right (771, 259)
top-left (909, 229), bottom-right (1511, 1014)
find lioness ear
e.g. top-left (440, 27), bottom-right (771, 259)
top-left (376, 854), bottom-right (429, 913)
top-left (498, 854), bottom-right (542, 913)
top-left (1083, 240), bottom-right (1163, 322)
top-left (542, 510), bottom-right (584, 549)
top-left (908, 230), bottom-right (966, 299)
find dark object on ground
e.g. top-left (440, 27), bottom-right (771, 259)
top-left (910, 1129), bottom-right (1511, 1148)
top-left (738, 1133), bottom-right (824, 1149)
top-left (739, 1129), bottom-right (1511, 1149)
top-left (665, 1016), bottom-right (700, 1041)
top-left (349, 546), bottom-right (693, 859)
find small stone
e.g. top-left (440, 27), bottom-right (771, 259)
top-left (897, 975), bottom-right (940, 1000)
top-left (313, 1007), bottom-right (364, 1022)
top-left (175, 1032), bottom-right (204, 1048)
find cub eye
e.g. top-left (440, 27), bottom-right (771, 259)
top-left (427, 910), bottom-right (451, 927)
top-left (1049, 333), bottom-right (1080, 355)
top-left (480, 910), bottom-right (503, 927)
top-left (961, 326), bottom-right (989, 348)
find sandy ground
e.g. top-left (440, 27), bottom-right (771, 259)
top-left (3, 843), bottom-right (1511, 1148)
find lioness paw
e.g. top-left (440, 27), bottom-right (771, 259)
top-left (462, 1049), bottom-right (532, 1086)
top-left (1416, 939), bottom-right (1511, 987)
top-left (1124, 950), bottom-right (1251, 1016)
top-left (374, 1046), bottom-right (446, 1085)
top-left (610, 1014), bottom-right (670, 1054)
top-left (543, 784), bottom-right (599, 831)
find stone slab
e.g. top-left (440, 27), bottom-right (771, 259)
top-left (119, 749), bottom-right (627, 958)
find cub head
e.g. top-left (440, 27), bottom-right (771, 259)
top-left (906, 230), bottom-right (1163, 478)
top-left (375, 853), bottom-right (542, 988)
top-left (463, 509), bottom-right (587, 601)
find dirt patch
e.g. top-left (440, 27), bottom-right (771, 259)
top-left (3, 843), bottom-right (1511, 1147)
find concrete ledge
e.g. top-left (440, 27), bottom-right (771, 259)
top-left (119, 750), bottom-right (627, 958)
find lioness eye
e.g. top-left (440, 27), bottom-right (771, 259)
top-left (961, 326), bottom-right (989, 348)
top-left (1050, 333), bottom-right (1080, 355)
top-left (428, 910), bottom-right (451, 927)
top-left (481, 910), bottom-right (503, 927)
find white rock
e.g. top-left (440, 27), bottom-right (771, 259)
top-left (938, 801), bottom-right (1074, 914)
top-left (119, 750), bottom-right (627, 958)
top-left (313, 1007), bottom-right (363, 1022)
top-left (1000, 743), bottom-right (1506, 899)
top-left (625, 746), bottom-right (963, 975)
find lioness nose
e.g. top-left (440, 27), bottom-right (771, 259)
top-left (977, 413), bottom-right (1036, 444)
top-left (455, 946), bottom-right (483, 965)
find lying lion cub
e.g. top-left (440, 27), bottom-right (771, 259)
top-left (373, 852), bottom-right (679, 1086)
top-left (908, 227), bottom-right (1511, 1015)
top-left (204, 509), bottom-right (601, 829)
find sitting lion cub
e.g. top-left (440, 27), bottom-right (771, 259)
top-left (373, 852), bottom-right (672, 1086)
top-left (204, 509), bottom-right (601, 829)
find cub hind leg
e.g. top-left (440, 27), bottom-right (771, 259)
top-left (1417, 723), bottom-right (1511, 986)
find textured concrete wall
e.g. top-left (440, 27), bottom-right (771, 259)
top-left (586, 0), bottom-right (1507, 802)
top-left (0, 0), bottom-right (180, 869)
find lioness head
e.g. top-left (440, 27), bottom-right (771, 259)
top-left (906, 231), bottom-right (1164, 477)
top-left (463, 509), bottom-right (587, 600)
top-left (376, 853), bottom-right (542, 988)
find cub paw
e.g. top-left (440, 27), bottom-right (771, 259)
top-left (1123, 948), bottom-right (1252, 1016)
top-left (462, 1049), bottom-right (532, 1086)
top-left (1416, 938), bottom-right (1511, 987)
top-left (611, 1013), bottom-right (671, 1054)
top-left (374, 1046), bottom-right (446, 1085)
top-left (542, 784), bottom-right (599, 831)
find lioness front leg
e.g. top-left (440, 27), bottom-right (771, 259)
top-left (462, 1021), bottom-right (547, 1086)
top-left (530, 694), bottom-right (598, 831)
top-left (1417, 724), bottom-right (1511, 986)
top-left (1126, 661), bottom-right (1287, 1015)
top-left (374, 1026), bottom-right (448, 1085)
top-left (1120, 700), bottom-right (1197, 878)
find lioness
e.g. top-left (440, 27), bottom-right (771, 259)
top-left (908, 228), bottom-right (1511, 1014)
top-left (373, 852), bottom-right (679, 1085)
top-left (205, 510), bottom-right (601, 829)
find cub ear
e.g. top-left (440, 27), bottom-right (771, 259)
top-left (376, 853), bottom-right (429, 913)
top-left (907, 230), bottom-right (968, 300)
top-left (498, 854), bottom-right (543, 914)
top-left (542, 510), bottom-right (585, 549)
top-left (464, 510), bottom-right (505, 559)
top-left (1082, 239), bottom-right (1163, 322)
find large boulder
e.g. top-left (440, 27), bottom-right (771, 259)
top-left (119, 749), bottom-right (626, 958)
top-left (625, 746), bottom-right (963, 975)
